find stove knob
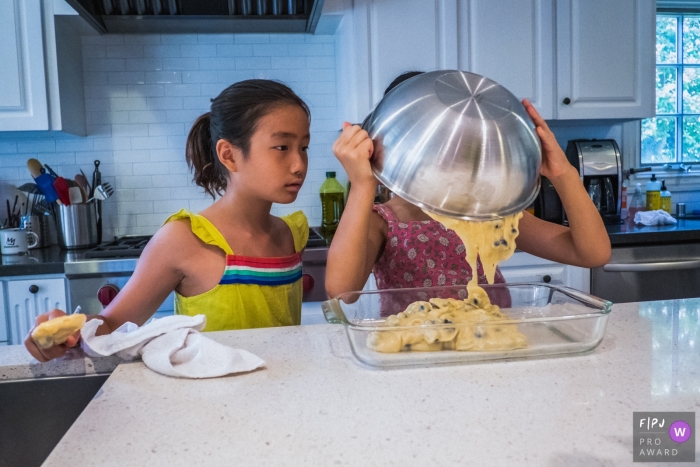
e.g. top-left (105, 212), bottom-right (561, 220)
top-left (97, 284), bottom-right (120, 307)
top-left (302, 274), bottom-right (314, 294)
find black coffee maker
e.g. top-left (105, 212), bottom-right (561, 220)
top-left (534, 139), bottom-right (622, 225)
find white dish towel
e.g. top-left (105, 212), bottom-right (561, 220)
top-left (634, 210), bottom-right (677, 226)
top-left (80, 314), bottom-right (265, 378)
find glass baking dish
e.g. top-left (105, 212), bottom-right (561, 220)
top-left (321, 283), bottom-right (612, 368)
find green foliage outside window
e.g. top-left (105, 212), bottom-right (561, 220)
top-left (642, 15), bottom-right (700, 164)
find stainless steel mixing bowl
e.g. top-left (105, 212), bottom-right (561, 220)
top-left (363, 70), bottom-right (542, 220)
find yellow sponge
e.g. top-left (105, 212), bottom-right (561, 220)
top-left (31, 314), bottom-right (87, 349)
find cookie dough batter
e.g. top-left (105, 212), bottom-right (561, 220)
top-left (31, 313), bottom-right (86, 349)
top-left (367, 212), bottom-right (527, 353)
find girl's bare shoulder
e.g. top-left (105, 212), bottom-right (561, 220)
top-left (142, 219), bottom-right (208, 265)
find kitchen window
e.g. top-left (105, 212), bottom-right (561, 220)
top-left (641, 14), bottom-right (700, 168)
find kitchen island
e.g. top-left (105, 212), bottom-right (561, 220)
top-left (9, 299), bottom-right (700, 466)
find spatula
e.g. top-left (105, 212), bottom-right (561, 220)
top-left (53, 176), bottom-right (71, 205)
top-left (27, 158), bottom-right (60, 204)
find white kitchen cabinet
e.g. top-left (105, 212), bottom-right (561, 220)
top-left (457, 0), bottom-right (555, 117)
top-left (4, 276), bottom-right (67, 345)
top-left (350, 0), bottom-right (459, 120)
top-left (498, 251), bottom-right (590, 293)
top-left (555, 0), bottom-right (655, 119)
top-left (0, 0), bottom-right (86, 134)
top-left (344, 0), bottom-right (654, 122)
top-left (458, 0), bottom-right (654, 120)
top-left (0, 0), bottom-right (49, 131)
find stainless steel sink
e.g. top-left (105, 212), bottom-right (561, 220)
top-left (0, 374), bottom-right (109, 467)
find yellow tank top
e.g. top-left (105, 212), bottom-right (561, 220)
top-left (164, 209), bottom-right (309, 332)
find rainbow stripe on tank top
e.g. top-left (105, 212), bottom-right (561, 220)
top-left (219, 252), bottom-right (303, 286)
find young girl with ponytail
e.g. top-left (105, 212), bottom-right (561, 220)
top-left (26, 80), bottom-right (312, 362)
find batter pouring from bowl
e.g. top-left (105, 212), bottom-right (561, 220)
top-left (326, 72), bottom-right (611, 314)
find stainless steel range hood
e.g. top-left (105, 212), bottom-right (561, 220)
top-left (64, 0), bottom-right (325, 34)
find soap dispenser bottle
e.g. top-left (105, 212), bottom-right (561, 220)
top-left (660, 180), bottom-right (672, 214)
top-left (645, 174), bottom-right (661, 211)
top-left (629, 183), bottom-right (645, 220)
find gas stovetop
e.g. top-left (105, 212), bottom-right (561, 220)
top-left (84, 236), bottom-right (152, 258)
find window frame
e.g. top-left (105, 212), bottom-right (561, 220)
top-left (625, 2), bottom-right (700, 190)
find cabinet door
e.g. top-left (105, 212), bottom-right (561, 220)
top-left (556, 0), bottom-right (655, 119)
top-left (457, 0), bottom-right (554, 119)
top-left (0, 0), bottom-right (49, 131)
top-left (354, 0), bottom-right (459, 116)
top-left (499, 252), bottom-right (590, 292)
top-left (7, 278), bottom-right (66, 345)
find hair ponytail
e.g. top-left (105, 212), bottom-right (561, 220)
top-left (185, 112), bottom-right (228, 199)
top-left (185, 79), bottom-right (310, 199)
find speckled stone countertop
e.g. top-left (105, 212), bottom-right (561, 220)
top-left (607, 218), bottom-right (700, 246)
top-left (37, 301), bottom-right (700, 466)
top-left (0, 345), bottom-right (122, 381)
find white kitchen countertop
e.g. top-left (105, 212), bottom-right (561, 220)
top-left (38, 300), bottom-right (699, 466)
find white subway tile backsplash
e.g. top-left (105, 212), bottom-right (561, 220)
top-left (111, 124), bottom-right (148, 137)
top-left (183, 71), bottom-right (219, 84)
top-left (133, 162), bottom-right (172, 175)
top-left (164, 84), bottom-right (201, 97)
top-left (235, 57), bottom-right (271, 69)
top-left (165, 109), bottom-right (202, 124)
top-left (55, 138), bottom-right (94, 152)
top-left (253, 44), bottom-right (290, 56)
top-left (181, 45), bottom-right (218, 58)
top-left (17, 140), bottom-right (56, 153)
top-left (197, 34), bottom-right (233, 44)
top-left (0, 168), bottom-right (20, 179)
top-left (113, 149), bottom-right (149, 163)
top-left (161, 34), bottom-right (198, 45)
top-left (108, 72), bottom-right (146, 85)
top-left (181, 95), bottom-right (212, 110)
top-left (0, 142), bottom-right (18, 154)
top-left (152, 174), bottom-right (188, 187)
top-left (106, 45), bottom-right (145, 59)
top-left (0, 33), bottom-right (342, 237)
top-left (150, 149), bottom-right (182, 161)
top-left (145, 97), bottom-right (184, 110)
top-left (271, 56), bottom-right (306, 69)
top-left (125, 58), bottom-right (164, 71)
top-left (148, 123), bottom-right (186, 136)
top-left (214, 44), bottom-right (254, 57)
top-left (93, 137), bottom-right (130, 151)
top-left (214, 71), bottom-right (255, 85)
top-left (162, 58), bottom-right (200, 71)
top-left (81, 35), bottom-right (124, 46)
top-left (130, 136), bottom-right (169, 150)
top-left (123, 35), bottom-right (161, 45)
top-left (127, 84), bottom-right (165, 97)
top-left (76, 151), bottom-right (114, 166)
top-left (234, 34), bottom-right (270, 44)
top-left (110, 98), bottom-right (148, 111)
top-left (128, 111), bottom-right (167, 124)
top-left (145, 71), bottom-right (182, 84)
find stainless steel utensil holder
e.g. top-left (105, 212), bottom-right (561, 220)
top-left (55, 204), bottom-right (98, 249)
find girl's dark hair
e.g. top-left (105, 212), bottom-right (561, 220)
top-left (384, 71), bottom-right (424, 96)
top-left (186, 79), bottom-right (310, 198)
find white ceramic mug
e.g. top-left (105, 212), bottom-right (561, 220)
top-left (0, 228), bottom-right (39, 255)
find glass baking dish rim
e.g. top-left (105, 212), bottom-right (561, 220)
top-left (323, 282), bottom-right (613, 331)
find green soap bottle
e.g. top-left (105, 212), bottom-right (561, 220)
top-left (320, 171), bottom-right (345, 239)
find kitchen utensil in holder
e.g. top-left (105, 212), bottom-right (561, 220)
top-left (55, 203), bottom-right (98, 249)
